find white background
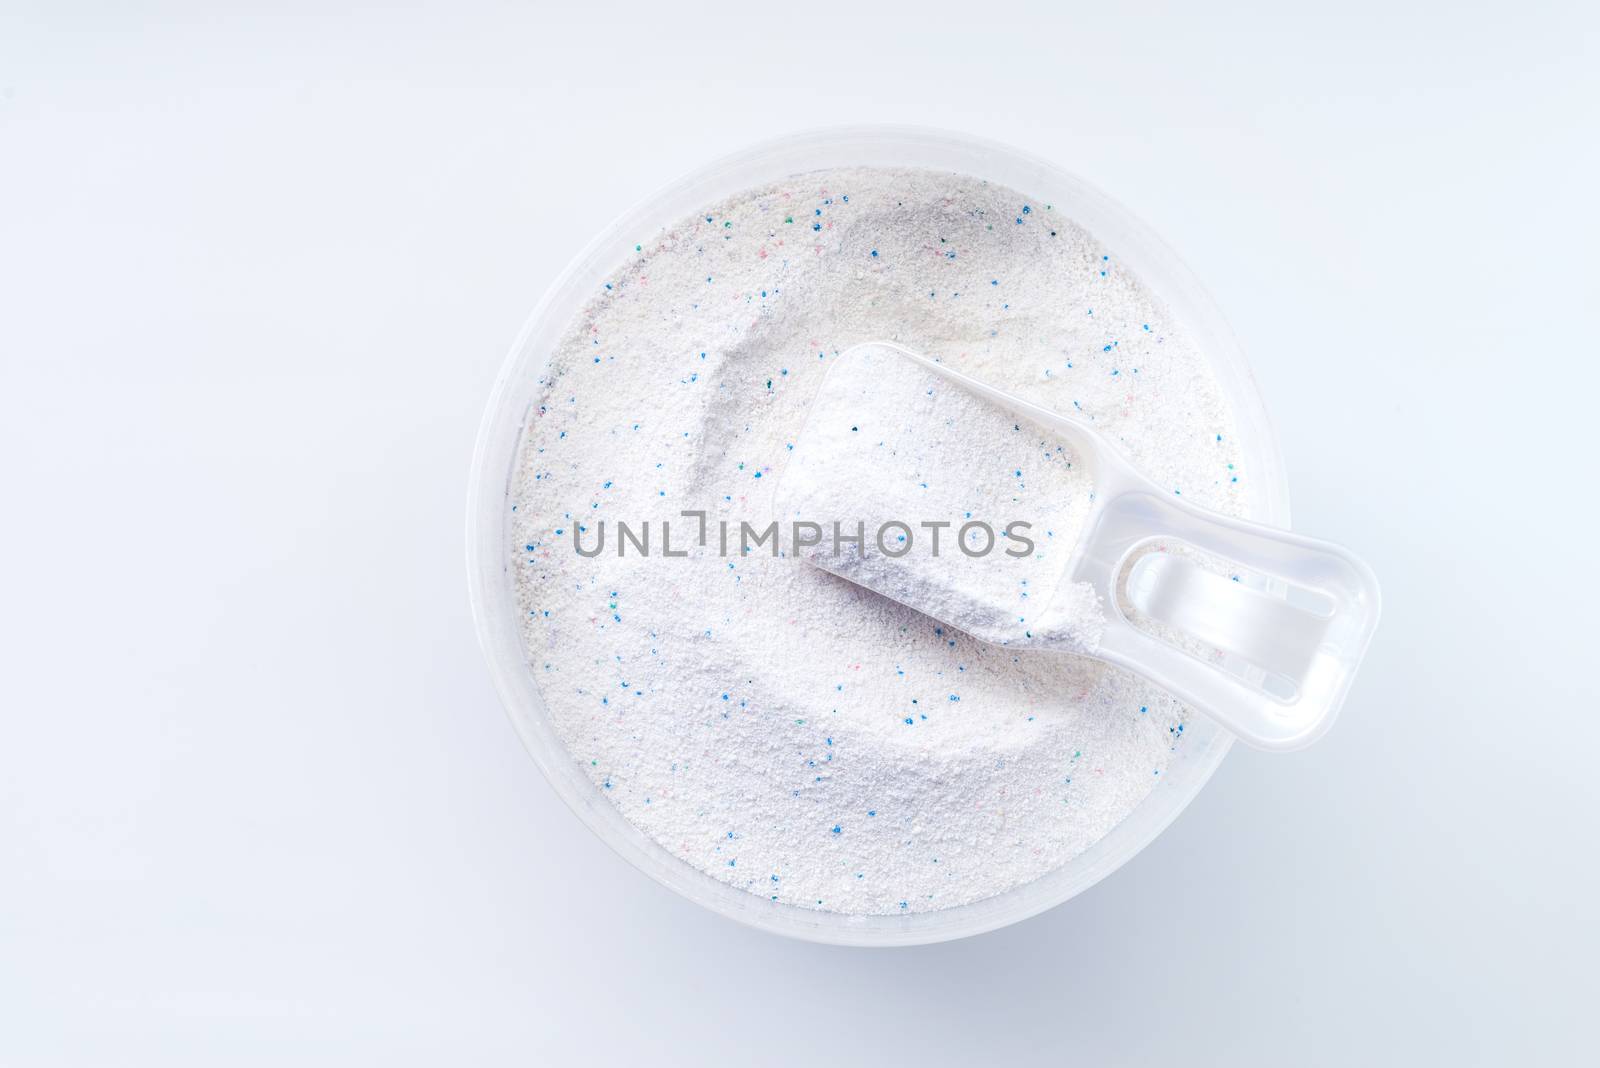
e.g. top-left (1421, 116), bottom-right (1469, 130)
top-left (3, 2), bottom-right (1596, 1063)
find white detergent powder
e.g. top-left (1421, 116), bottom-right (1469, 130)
top-left (773, 342), bottom-right (1104, 652)
top-left (510, 167), bottom-right (1248, 914)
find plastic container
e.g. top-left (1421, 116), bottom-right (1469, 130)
top-left (466, 126), bottom-right (1292, 945)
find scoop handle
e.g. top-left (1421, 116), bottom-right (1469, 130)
top-left (1072, 485), bottom-right (1381, 751)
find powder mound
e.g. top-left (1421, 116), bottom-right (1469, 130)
top-left (510, 166), bottom-right (1247, 915)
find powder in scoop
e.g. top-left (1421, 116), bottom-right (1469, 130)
top-left (773, 342), bottom-right (1104, 652)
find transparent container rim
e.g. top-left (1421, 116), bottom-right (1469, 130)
top-left (465, 124), bottom-right (1291, 946)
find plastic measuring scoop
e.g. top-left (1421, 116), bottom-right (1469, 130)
top-left (772, 342), bottom-right (1381, 751)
